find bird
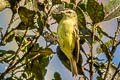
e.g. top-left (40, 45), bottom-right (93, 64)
top-left (57, 9), bottom-right (80, 76)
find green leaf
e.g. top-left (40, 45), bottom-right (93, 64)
top-left (25, 55), bottom-right (50, 80)
top-left (104, 0), bottom-right (120, 21)
top-left (0, 50), bottom-right (15, 63)
top-left (70, 0), bottom-right (76, 4)
top-left (25, 44), bottom-right (53, 59)
top-left (87, 0), bottom-right (104, 24)
top-left (16, 22), bottom-right (37, 30)
top-left (26, 60), bottom-right (43, 80)
top-left (0, 0), bottom-right (10, 11)
top-left (18, 7), bottom-right (36, 26)
top-left (38, 55), bottom-right (50, 73)
top-left (31, 43), bottom-right (39, 51)
top-left (8, 0), bottom-right (21, 13)
top-left (6, 32), bottom-right (15, 42)
top-left (52, 0), bottom-right (61, 5)
top-left (38, 2), bottom-right (45, 11)
top-left (100, 44), bottom-right (110, 59)
top-left (0, 50), bottom-right (7, 56)
top-left (15, 34), bottom-right (25, 46)
top-left (22, 73), bottom-right (27, 79)
top-left (27, 76), bottom-right (34, 80)
top-left (38, 48), bottom-right (53, 55)
top-left (97, 40), bottom-right (113, 59)
top-left (64, 2), bottom-right (75, 9)
top-left (53, 72), bottom-right (62, 80)
top-left (7, 50), bottom-right (15, 54)
top-left (16, 22), bottom-right (27, 30)
top-left (96, 40), bottom-right (113, 54)
top-left (95, 62), bottom-right (120, 80)
top-left (52, 13), bottom-right (63, 23)
top-left (0, 27), bottom-right (3, 32)
top-left (6, 77), bottom-right (13, 80)
top-left (97, 76), bottom-right (103, 80)
top-left (77, 1), bottom-right (87, 12)
top-left (1, 31), bottom-right (15, 45)
top-left (24, 44), bottom-right (39, 59)
top-left (37, 13), bottom-right (44, 35)
top-left (97, 26), bottom-right (112, 39)
top-left (76, 7), bottom-right (86, 30)
top-left (96, 26), bottom-right (103, 39)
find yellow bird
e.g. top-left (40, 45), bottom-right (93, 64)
top-left (57, 9), bottom-right (80, 76)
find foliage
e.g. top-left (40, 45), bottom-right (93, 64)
top-left (52, 72), bottom-right (62, 80)
top-left (87, 0), bottom-right (104, 24)
top-left (104, 0), bottom-right (120, 21)
top-left (0, 0), bottom-right (120, 80)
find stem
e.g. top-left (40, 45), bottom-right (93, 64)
top-left (111, 19), bottom-right (120, 56)
top-left (89, 24), bottom-right (95, 80)
top-left (111, 62), bottom-right (120, 80)
top-left (104, 18), bottom-right (120, 80)
top-left (6, 13), bottom-right (15, 34)
top-left (104, 60), bottom-right (111, 80)
top-left (0, 34), bottom-right (40, 79)
top-left (9, 27), bottom-right (29, 67)
top-left (0, 13), bottom-right (16, 45)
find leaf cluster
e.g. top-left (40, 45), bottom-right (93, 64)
top-left (0, 0), bottom-right (120, 80)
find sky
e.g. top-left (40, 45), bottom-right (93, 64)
top-left (1, 0), bottom-right (120, 80)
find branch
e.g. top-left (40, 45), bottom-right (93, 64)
top-left (111, 62), bottom-right (120, 80)
top-left (9, 26), bottom-right (29, 68)
top-left (0, 33), bottom-right (40, 79)
top-left (80, 45), bottom-right (89, 59)
top-left (0, 13), bottom-right (16, 45)
top-left (104, 18), bottom-right (120, 80)
top-left (9, 50), bottom-right (42, 75)
top-left (111, 18), bottom-right (120, 56)
top-left (104, 60), bottom-right (111, 80)
top-left (89, 24), bottom-right (96, 80)
top-left (0, 28), bottom-right (16, 45)
top-left (6, 13), bottom-right (15, 34)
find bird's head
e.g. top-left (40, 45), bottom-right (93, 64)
top-left (61, 9), bottom-right (77, 18)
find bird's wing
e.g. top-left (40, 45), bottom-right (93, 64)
top-left (73, 25), bottom-right (80, 63)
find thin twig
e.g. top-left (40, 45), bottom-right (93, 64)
top-left (89, 24), bottom-right (96, 80)
top-left (104, 18), bottom-right (120, 80)
top-left (111, 62), bottom-right (120, 80)
top-left (7, 38), bottom-right (42, 77)
top-left (0, 34), bottom-right (40, 79)
top-left (6, 13), bottom-right (15, 34)
top-left (8, 27), bottom-right (29, 68)
top-left (0, 2), bottom-right (52, 79)
top-left (85, 24), bottom-right (113, 80)
top-left (97, 39), bottom-right (112, 80)
top-left (0, 28), bottom-right (16, 45)
top-left (111, 19), bottom-right (120, 56)
top-left (80, 45), bottom-right (89, 59)
top-left (116, 40), bottom-right (120, 46)
top-left (99, 37), bottom-right (112, 80)
top-left (104, 60), bottom-right (111, 80)
top-left (0, 13), bottom-right (16, 45)
top-left (0, 13), bottom-right (18, 45)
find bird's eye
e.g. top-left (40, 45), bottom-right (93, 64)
top-left (67, 11), bottom-right (72, 13)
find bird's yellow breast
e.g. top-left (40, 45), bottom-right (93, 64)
top-left (57, 18), bottom-right (76, 59)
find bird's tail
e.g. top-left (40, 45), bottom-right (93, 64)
top-left (70, 59), bottom-right (78, 76)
